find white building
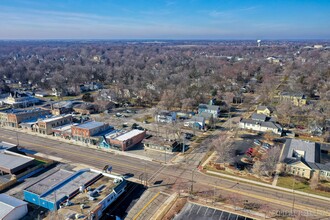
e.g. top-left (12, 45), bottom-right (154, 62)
top-left (0, 194), bottom-right (28, 220)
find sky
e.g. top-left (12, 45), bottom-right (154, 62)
top-left (0, 0), bottom-right (329, 40)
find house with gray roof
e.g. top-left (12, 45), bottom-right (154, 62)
top-left (279, 91), bottom-right (307, 106)
top-left (251, 113), bottom-right (267, 122)
top-left (281, 139), bottom-right (330, 179)
top-left (239, 112), bottom-right (282, 136)
top-left (198, 104), bottom-right (220, 118)
top-left (184, 116), bottom-right (205, 130)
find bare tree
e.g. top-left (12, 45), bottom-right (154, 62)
top-left (212, 135), bottom-right (234, 165)
top-left (310, 172), bottom-right (319, 190)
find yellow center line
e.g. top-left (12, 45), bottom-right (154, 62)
top-left (133, 191), bottom-right (161, 220)
top-left (19, 139), bottom-right (144, 172)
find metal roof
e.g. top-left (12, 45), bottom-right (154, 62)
top-left (25, 169), bottom-right (73, 195)
top-left (75, 121), bottom-right (105, 130)
top-left (281, 139), bottom-right (320, 163)
top-left (0, 153), bottom-right (34, 172)
top-left (114, 129), bottom-right (145, 141)
top-left (39, 114), bottom-right (71, 123)
top-left (240, 119), bottom-right (282, 130)
top-left (0, 142), bottom-right (17, 152)
top-left (0, 194), bottom-right (27, 219)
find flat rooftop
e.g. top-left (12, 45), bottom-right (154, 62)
top-left (113, 129), bottom-right (145, 141)
top-left (0, 153), bottom-right (34, 173)
top-left (57, 175), bottom-right (117, 217)
top-left (25, 169), bottom-right (73, 195)
top-left (40, 114), bottom-right (71, 123)
top-left (44, 171), bottom-right (99, 202)
top-left (0, 142), bottom-right (17, 152)
top-left (74, 121), bottom-right (105, 130)
top-left (52, 123), bottom-right (78, 132)
top-left (0, 108), bottom-right (45, 115)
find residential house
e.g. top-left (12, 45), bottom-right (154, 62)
top-left (155, 111), bottom-right (176, 123)
top-left (79, 82), bottom-right (103, 92)
top-left (71, 121), bottom-right (110, 144)
top-left (251, 113), bottom-right (267, 122)
top-left (280, 139), bottom-right (330, 179)
top-left (103, 129), bottom-right (146, 151)
top-left (198, 104), bottom-right (220, 118)
top-left (239, 113), bottom-right (282, 135)
top-left (0, 108), bottom-right (50, 128)
top-left (184, 116), bottom-right (205, 130)
top-left (33, 115), bottom-right (72, 135)
top-left (279, 92), bottom-right (307, 106)
top-left (256, 106), bottom-right (272, 116)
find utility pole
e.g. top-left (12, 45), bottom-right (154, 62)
top-left (164, 147), bottom-right (166, 164)
top-left (182, 132), bottom-right (185, 154)
top-left (16, 131), bottom-right (19, 146)
top-left (191, 169), bottom-right (195, 195)
top-left (292, 175), bottom-right (296, 216)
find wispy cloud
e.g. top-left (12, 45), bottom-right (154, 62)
top-left (208, 6), bottom-right (259, 18)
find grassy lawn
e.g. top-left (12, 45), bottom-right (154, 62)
top-left (204, 165), bottom-right (272, 184)
top-left (277, 176), bottom-right (330, 197)
top-left (200, 150), bottom-right (214, 166)
top-left (134, 114), bottom-right (154, 123)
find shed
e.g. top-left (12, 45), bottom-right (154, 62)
top-left (0, 194), bottom-right (28, 220)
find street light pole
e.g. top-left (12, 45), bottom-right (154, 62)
top-left (16, 131), bottom-right (19, 146)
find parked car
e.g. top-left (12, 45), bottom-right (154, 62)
top-left (254, 139), bottom-right (261, 146)
top-left (185, 133), bottom-right (194, 140)
top-left (262, 143), bottom-right (271, 149)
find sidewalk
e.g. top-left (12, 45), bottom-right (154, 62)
top-left (4, 127), bottom-right (154, 162)
top-left (204, 170), bottom-right (330, 202)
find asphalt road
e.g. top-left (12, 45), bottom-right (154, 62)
top-left (1, 127), bottom-right (330, 218)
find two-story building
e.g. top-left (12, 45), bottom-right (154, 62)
top-left (198, 104), bottom-right (220, 118)
top-left (71, 121), bottom-right (110, 144)
top-left (33, 115), bottom-right (73, 135)
top-left (279, 92), bottom-right (307, 106)
top-left (256, 106), bottom-right (272, 116)
top-left (0, 108), bottom-right (50, 128)
top-left (155, 111), bottom-right (176, 123)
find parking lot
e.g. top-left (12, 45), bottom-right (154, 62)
top-left (173, 202), bottom-right (254, 220)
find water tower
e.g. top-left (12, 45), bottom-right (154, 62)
top-left (257, 39), bottom-right (261, 47)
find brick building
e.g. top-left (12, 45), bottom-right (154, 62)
top-left (71, 121), bottom-right (110, 144)
top-left (0, 108), bottom-right (50, 128)
top-left (105, 129), bottom-right (146, 151)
